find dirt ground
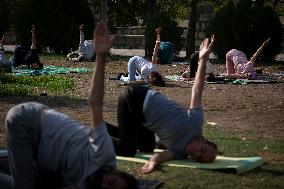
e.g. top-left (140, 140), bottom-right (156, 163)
top-left (0, 58), bottom-right (283, 148)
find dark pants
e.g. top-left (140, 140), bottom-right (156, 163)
top-left (11, 45), bottom-right (39, 68)
top-left (189, 52), bottom-right (199, 78)
top-left (106, 86), bottom-right (156, 157)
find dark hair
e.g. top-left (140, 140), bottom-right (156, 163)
top-left (204, 139), bottom-right (217, 151)
top-left (36, 62), bottom-right (43, 70)
top-left (86, 166), bottom-right (138, 189)
top-left (149, 71), bottom-right (165, 87)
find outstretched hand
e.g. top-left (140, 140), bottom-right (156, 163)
top-left (138, 161), bottom-right (157, 174)
top-left (31, 25), bottom-right (36, 33)
top-left (263, 38), bottom-right (271, 46)
top-left (93, 21), bottom-right (114, 55)
top-left (199, 35), bottom-right (215, 60)
top-left (79, 24), bottom-right (84, 32)
top-left (0, 35), bottom-right (4, 45)
top-left (156, 27), bottom-right (161, 35)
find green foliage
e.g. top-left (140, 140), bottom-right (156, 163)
top-left (89, 0), bottom-right (146, 29)
top-left (0, 74), bottom-right (74, 96)
top-left (0, 0), bottom-right (9, 36)
top-left (205, 0), bottom-right (282, 60)
top-left (144, 11), bottom-right (184, 57)
top-left (14, 0), bottom-right (94, 53)
top-left (156, 0), bottom-right (190, 20)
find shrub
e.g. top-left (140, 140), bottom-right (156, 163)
top-left (14, 0), bottom-right (94, 53)
top-left (205, 0), bottom-right (282, 60)
top-left (0, 0), bottom-right (9, 36)
top-left (144, 11), bottom-right (184, 58)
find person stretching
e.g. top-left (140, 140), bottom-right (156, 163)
top-left (106, 35), bottom-right (218, 174)
top-left (223, 38), bottom-right (270, 79)
top-left (0, 21), bottom-right (137, 189)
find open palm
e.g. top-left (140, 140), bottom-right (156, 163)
top-left (93, 22), bottom-right (114, 54)
top-left (199, 35), bottom-right (215, 60)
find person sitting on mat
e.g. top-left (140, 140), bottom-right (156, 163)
top-left (67, 24), bottom-right (95, 62)
top-left (0, 21), bottom-right (137, 189)
top-left (120, 27), bottom-right (165, 86)
top-left (106, 35), bottom-right (218, 174)
top-left (221, 38), bottom-right (270, 79)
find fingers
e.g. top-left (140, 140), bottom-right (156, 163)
top-left (79, 24), bottom-right (84, 31)
top-left (31, 25), bottom-right (36, 33)
top-left (156, 27), bottom-right (161, 35)
top-left (94, 21), bottom-right (107, 39)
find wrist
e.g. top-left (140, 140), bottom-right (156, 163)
top-left (96, 54), bottom-right (106, 61)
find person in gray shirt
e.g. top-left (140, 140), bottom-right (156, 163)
top-left (0, 21), bottom-right (137, 189)
top-left (107, 35), bottom-right (218, 174)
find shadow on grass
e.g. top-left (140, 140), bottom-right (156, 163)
top-left (250, 163), bottom-right (284, 176)
top-left (0, 95), bottom-right (88, 109)
top-left (109, 54), bottom-right (132, 62)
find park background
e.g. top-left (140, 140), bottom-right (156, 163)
top-left (1, 0), bottom-right (284, 189)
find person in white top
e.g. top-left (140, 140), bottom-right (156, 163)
top-left (67, 24), bottom-right (95, 62)
top-left (122, 28), bottom-right (165, 86)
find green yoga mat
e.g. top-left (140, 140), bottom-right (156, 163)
top-left (117, 150), bottom-right (264, 174)
top-left (12, 66), bottom-right (92, 76)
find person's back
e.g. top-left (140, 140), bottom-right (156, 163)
top-left (143, 90), bottom-right (203, 159)
top-left (80, 40), bottom-right (95, 60)
top-left (128, 56), bottom-right (157, 82)
top-left (38, 108), bottom-right (116, 187)
top-left (157, 42), bottom-right (174, 64)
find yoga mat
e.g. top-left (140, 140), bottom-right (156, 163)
top-left (165, 75), bottom-right (232, 84)
top-left (117, 150), bottom-right (264, 174)
top-left (232, 79), bottom-right (278, 84)
top-left (12, 66), bottom-right (92, 76)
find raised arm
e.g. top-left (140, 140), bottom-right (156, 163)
top-left (0, 35), bottom-right (5, 51)
top-left (79, 24), bottom-right (85, 44)
top-left (249, 38), bottom-right (270, 63)
top-left (190, 36), bottom-right (215, 109)
top-left (88, 21), bottom-right (114, 128)
top-left (151, 27), bottom-right (161, 64)
top-left (31, 25), bottom-right (36, 49)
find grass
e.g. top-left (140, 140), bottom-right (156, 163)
top-left (0, 73), bottom-right (74, 96)
top-left (117, 124), bottom-right (284, 189)
top-left (0, 53), bottom-right (283, 189)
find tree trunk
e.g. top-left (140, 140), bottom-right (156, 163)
top-left (145, 0), bottom-right (156, 58)
top-left (185, 0), bottom-right (198, 60)
top-left (100, 0), bottom-right (107, 22)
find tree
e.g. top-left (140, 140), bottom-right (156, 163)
top-left (185, 0), bottom-right (198, 59)
top-left (14, 0), bottom-right (94, 53)
top-left (205, 0), bottom-right (282, 60)
top-left (0, 0), bottom-right (9, 36)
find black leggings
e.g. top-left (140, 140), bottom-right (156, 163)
top-left (106, 86), bottom-right (156, 157)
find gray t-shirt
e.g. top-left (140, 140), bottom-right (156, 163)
top-left (38, 109), bottom-right (116, 189)
top-left (143, 90), bottom-right (203, 159)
